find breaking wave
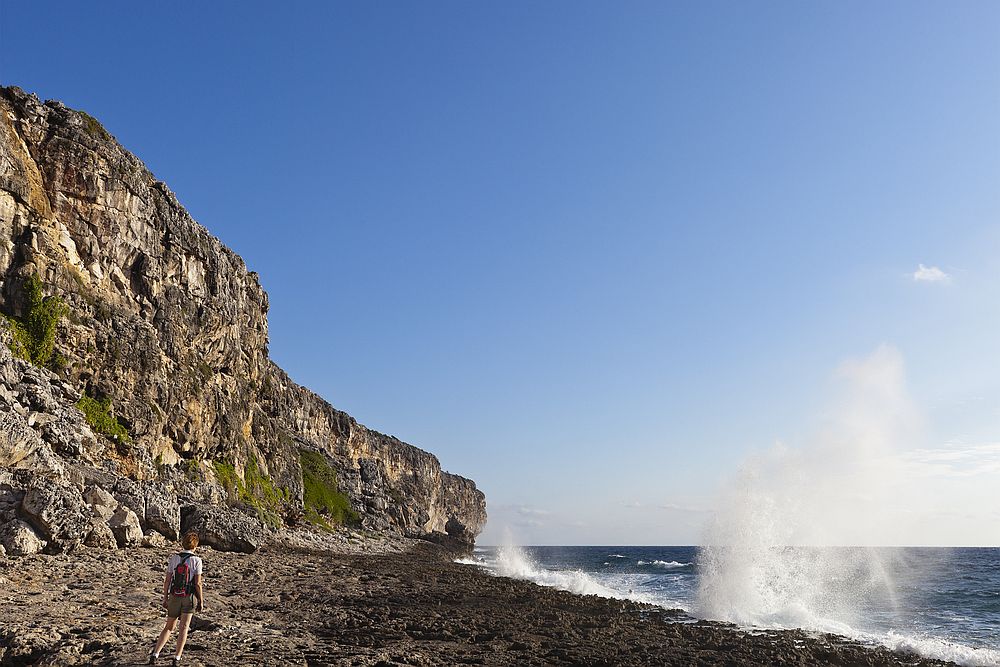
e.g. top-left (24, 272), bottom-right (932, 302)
top-left (638, 560), bottom-right (691, 569)
top-left (494, 543), bottom-right (627, 599)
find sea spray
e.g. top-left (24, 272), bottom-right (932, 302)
top-left (696, 346), bottom-right (918, 632)
top-left (495, 540), bottom-right (624, 598)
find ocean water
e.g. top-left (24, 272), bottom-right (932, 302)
top-left (459, 545), bottom-right (1000, 667)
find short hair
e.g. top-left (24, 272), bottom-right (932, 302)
top-left (182, 532), bottom-right (199, 550)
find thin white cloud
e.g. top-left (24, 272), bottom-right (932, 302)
top-left (658, 503), bottom-right (710, 513)
top-left (623, 500), bottom-right (709, 512)
top-left (912, 264), bottom-right (950, 283)
top-left (516, 506), bottom-right (550, 517)
top-left (902, 442), bottom-right (1000, 477)
top-left (491, 504), bottom-right (551, 517)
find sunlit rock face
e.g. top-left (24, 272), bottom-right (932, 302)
top-left (0, 85), bottom-right (485, 549)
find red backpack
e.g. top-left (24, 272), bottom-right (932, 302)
top-left (170, 552), bottom-right (194, 597)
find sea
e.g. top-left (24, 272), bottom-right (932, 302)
top-left (458, 544), bottom-right (1000, 667)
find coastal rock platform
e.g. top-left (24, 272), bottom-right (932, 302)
top-left (0, 540), bottom-right (956, 666)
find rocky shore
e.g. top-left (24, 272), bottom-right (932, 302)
top-left (0, 539), bottom-right (957, 667)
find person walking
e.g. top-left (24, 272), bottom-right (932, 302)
top-left (149, 531), bottom-right (205, 665)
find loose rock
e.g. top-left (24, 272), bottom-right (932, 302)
top-left (108, 506), bottom-right (143, 548)
top-left (0, 518), bottom-right (46, 555)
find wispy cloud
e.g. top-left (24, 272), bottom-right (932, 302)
top-left (622, 500), bottom-right (708, 512)
top-left (902, 442), bottom-right (1000, 477)
top-left (491, 503), bottom-right (550, 517)
top-left (489, 504), bottom-right (552, 530)
top-left (658, 502), bottom-right (710, 513)
top-left (912, 264), bottom-right (950, 283)
top-left (516, 506), bottom-right (550, 517)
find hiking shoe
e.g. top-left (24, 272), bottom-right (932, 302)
top-left (147, 653), bottom-right (157, 665)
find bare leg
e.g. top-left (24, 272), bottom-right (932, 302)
top-left (174, 612), bottom-right (193, 658)
top-left (153, 617), bottom-right (176, 656)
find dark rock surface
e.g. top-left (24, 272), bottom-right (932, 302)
top-left (0, 543), bottom-right (957, 667)
top-left (18, 474), bottom-right (90, 552)
top-left (180, 504), bottom-right (266, 554)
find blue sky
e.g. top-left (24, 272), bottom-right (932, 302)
top-left (2, 2), bottom-right (999, 545)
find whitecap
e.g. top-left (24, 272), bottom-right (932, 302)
top-left (878, 631), bottom-right (1000, 667)
top-left (638, 560), bottom-right (691, 569)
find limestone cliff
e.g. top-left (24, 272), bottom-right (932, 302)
top-left (0, 85), bottom-right (486, 552)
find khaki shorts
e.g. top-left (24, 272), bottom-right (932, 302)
top-left (166, 594), bottom-right (197, 618)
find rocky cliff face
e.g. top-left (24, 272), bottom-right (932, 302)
top-left (0, 85), bottom-right (485, 554)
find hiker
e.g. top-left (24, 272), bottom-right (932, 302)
top-left (149, 531), bottom-right (205, 665)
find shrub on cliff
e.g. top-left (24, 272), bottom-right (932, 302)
top-left (76, 393), bottom-right (132, 444)
top-left (213, 456), bottom-right (288, 530)
top-left (4, 274), bottom-right (68, 370)
top-left (299, 449), bottom-right (360, 530)
top-left (77, 110), bottom-right (110, 140)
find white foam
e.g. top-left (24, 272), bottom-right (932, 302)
top-left (494, 543), bottom-right (618, 598)
top-left (489, 542), bottom-right (656, 603)
top-left (638, 560), bottom-right (691, 569)
top-left (878, 632), bottom-right (1000, 667)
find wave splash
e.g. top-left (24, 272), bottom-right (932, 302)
top-left (494, 542), bottom-right (627, 599)
top-left (694, 347), bottom-right (1000, 666)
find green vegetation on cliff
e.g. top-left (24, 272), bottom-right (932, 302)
top-left (300, 449), bottom-right (360, 530)
top-left (213, 456), bottom-right (289, 529)
top-left (76, 393), bottom-right (132, 444)
top-left (77, 110), bottom-right (110, 140)
top-left (4, 274), bottom-right (68, 370)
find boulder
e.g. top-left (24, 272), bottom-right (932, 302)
top-left (83, 520), bottom-right (117, 549)
top-left (0, 471), bottom-right (24, 513)
top-left (141, 530), bottom-right (168, 549)
top-left (83, 485), bottom-right (118, 520)
top-left (0, 519), bottom-right (46, 556)
top-left (0, 410), bottom-right (44, 467)
top-left (19, 475), bottom-right (90, 552)
top-left (445, 516), bottom-right (475, 543)
top-left (144, 484), bottom-right (180, 540)
top-left (111, 478), bottom-right (145, 520)
top-left (181, 504), bottom-right (265, 553)
top-left (108, 507), bottom-right (143, 548)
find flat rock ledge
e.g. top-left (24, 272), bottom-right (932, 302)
top-left (0, 540), bottom-right (957, 667)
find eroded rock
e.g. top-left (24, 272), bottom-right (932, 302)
top-left (19, 475), bottom-right (89, 552)
top-left (84, 519), bottom-right (117, 549)
top-left (108, 506), bottom-right (142, 548)
top-left (111, 478), bottom-right (145, 520)
top-left (144, 483), bottom-right (179, 540)
top-left (83, 485), bottom-right (118, 520)
top-left (141, 530), bottom-right (167, 548)
top-left (181, 504), bottom-right (265, 553)
top-left (0, 518), bottom-right (46, 555)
